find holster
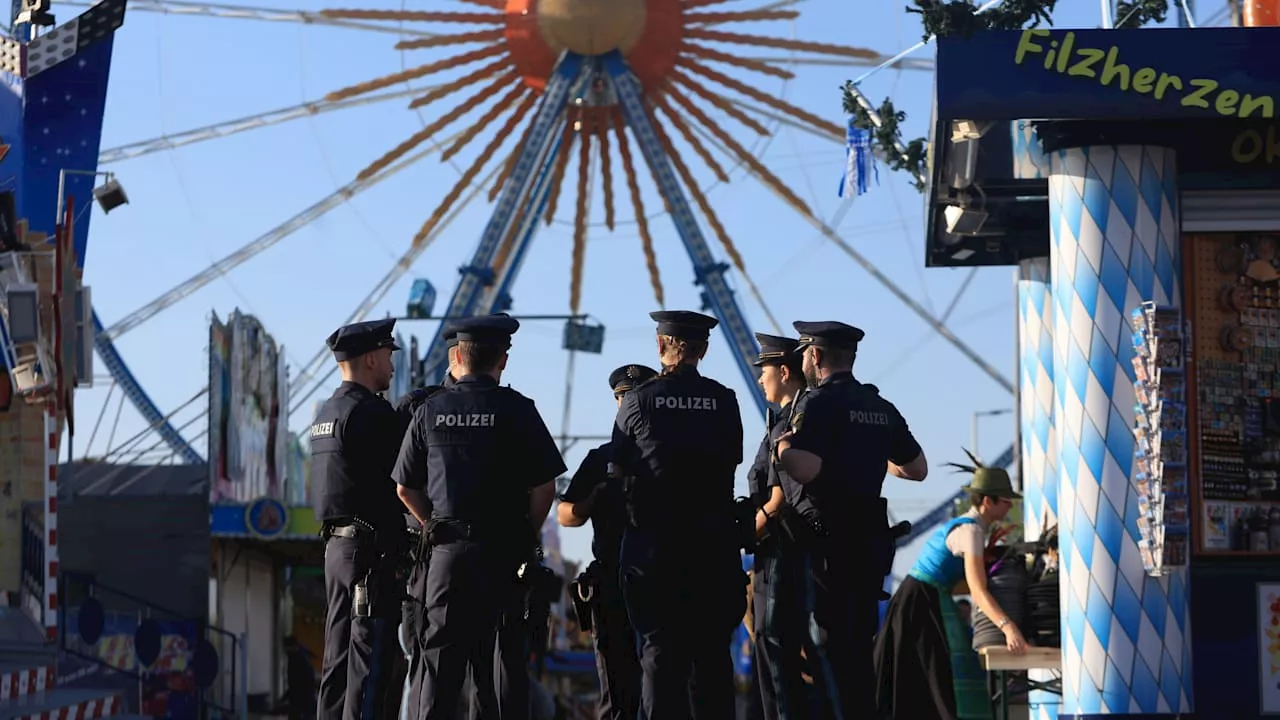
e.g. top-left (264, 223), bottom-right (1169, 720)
top-left (568, 561), bottom-right (601, 633)
top-left (775, 504), bottom-right (819, 548)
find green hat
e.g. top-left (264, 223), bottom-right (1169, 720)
top-left (946, 448), bottom-right (1023, 499)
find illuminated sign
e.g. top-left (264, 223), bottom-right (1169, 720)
top-left (936, 26), bottom-right (1280, 123)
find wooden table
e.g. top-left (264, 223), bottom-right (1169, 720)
top-left (978, 646), bottom-right (1063, 720)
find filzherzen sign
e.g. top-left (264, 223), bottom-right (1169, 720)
top-left (935, 26), bottom-right (1280, 123)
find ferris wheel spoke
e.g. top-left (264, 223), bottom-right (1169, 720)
top-left (745, 55), bottom-right (936, 72)
top-left (288, 158), bottom-right (504, 406)
top-left (100, 125), bottom-right (471, 342)
top-left (98, 85), bottom-right (430, 165)
top-left (696, 117), bottom-right (1014, 393)
top-left (57, 0), bottom-right (439, 35)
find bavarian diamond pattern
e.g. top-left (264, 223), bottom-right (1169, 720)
top-left (1018, 257), bottom-right (1061, 720)
top-left (1012, 120), bottom-right (1050, 180)
top-left (1047, 145), bottom-right (1192, 716)
top-left (1020, 257), bottom-right (1059, 538)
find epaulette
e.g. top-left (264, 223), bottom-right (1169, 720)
top-left (396, 384), bottom-right (446, 417)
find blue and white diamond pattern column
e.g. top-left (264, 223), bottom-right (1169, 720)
top-left (1018, 257), bottom-right (1060, 720)
top-left (1019, 257), bottom-right (1059, 540)
top-left (1048, 145), bottom-right (1193, 717)
top-left (1012, 120), bottom-right (1050, 180)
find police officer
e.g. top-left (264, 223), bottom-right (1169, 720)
top-left (395, 327), bottom-right (459, 720)
top-left (391, 315), bottom-right (566, 720)
top-left (747, 334), bottom-right (809, 720)
top-left (313, 318), bottom-right (411, 720)
top-left (773, 320), bottom-right (928, 719)
top-left (558, 363), bottom-right (658, 720)
top-left (611, 310), bottom-right (745, 720)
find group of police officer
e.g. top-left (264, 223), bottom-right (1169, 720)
top-left (310, 307), bottom-right (928, 720)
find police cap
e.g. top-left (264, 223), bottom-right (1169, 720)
top-left (752, 333), bottom-right (800, 367)
top-left (448, 314), bottom-right (520, 347)
top-left (326, 318), bottom-right (400, 361)
top-left (444, 325), bottom-right (460, 349)
top-left (793, 320), bottom-right (865, 350)
top-left (650, 310), bottom-right (718, 341)
top-left (609, 364), bottom-right (658, 395)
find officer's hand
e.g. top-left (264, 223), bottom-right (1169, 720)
top-left (1002, 623), bottom-right (1027, 655)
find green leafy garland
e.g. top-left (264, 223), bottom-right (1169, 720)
top-left (842, 89), bottom-right (929, 192)
top-left (842, 0), bottom-right (1172, 193)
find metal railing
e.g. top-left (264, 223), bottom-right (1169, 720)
top-left (57, 570), bottom-right (246, 719)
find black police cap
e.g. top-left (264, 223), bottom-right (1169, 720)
top-left (752, 333), bottom-right (800, 367)
top-left (448, 314), bottom-right (520, 347)
top-left (326, 318), bottom-right (400, 361)
top-left (444, 326), bottom-right (460, 349)
top-left (650, 310), bottom-right (719, 341)
top-left (609, 364), bottom-right (658, 394)
top-left (792, 320), bottom-right (865, 350)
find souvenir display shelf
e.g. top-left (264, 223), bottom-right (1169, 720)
top-left (1187, 234), bottom-right (1280, 556)
top-left (1131, 302), bottom-right (1190, 575)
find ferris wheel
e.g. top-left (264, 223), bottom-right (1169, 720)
top-left (53, 0), bottom-right (1028, 485)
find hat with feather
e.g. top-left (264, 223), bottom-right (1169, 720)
top-left (945, 448), bottom-right (1022, 499)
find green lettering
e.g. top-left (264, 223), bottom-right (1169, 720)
top-left (1183, 79), bottom-right (1218, 109)
top-left (1232, 130), bottom-right (1262, 164)
top-left (1240, 94), bottom-right (1276, 119)
top-left (1154, 73), bottom-right (1183, 100)
top-left (1099, 46), bottom-right (1130, 89)
top-left (1069, 48), bottom-right (1104, 79)
top-left (1132, 68), bottom-right (1157, 94)
top-left (1215, 89), bottom-right (1240, 116)
top-left (1015, 29), bottom-right (1050, 65)
top-left (1055, 32), bottom-right (1076, 73)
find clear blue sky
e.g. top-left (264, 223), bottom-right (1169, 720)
top-left (64, 0), bottom-right (1226, 564)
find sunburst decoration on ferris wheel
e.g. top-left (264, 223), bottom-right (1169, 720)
top-left (320, 0), bottom-right (877, 313)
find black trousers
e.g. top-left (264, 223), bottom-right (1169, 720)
top-left (319, 535), bottom-right (401, 720)
top-left (799, 545), bottom-right (881, 720)
top-left (417, 539), bottom-right (519, 720)
top-left (591, 568), bottom-right (641, 720)
top-left (621, 528), bottom-right (746, 720)
top-left (753, 540), bottom-right (809, 720)
top-left (403, 550), bottom-right (500, 720)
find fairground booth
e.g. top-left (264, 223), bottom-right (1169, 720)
top-left (926, 23), bottom-right (1280, 720)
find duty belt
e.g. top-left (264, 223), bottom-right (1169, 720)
top-left (322, 517), bottom-right (376, 540)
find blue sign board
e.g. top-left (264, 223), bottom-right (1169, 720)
top-left (936, 27), bottom-right (1280, 123)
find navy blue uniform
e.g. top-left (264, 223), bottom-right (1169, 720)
top-left (750, 403), bottom-right (812, 720)
top-left (313, 319), bottom-right (408, 720)
top-left (394, 375), bottom-right (456, 720)
top-left (783, 323), bottom-right (922, 720)
top-left (563, 443), bottom-right (641, 719)
top-left (392, 369), bottom-right (565, 720)
top-left (611, 310), bottom-right (746, 720)
top-left (745, 332), bottom-right (810, 720)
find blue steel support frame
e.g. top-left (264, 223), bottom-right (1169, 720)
top-left (417, 52), bottom-right (588, 379)
top-left (601, 52), bottom-right (765, 418)
top-left (482, 119), bottom-right (569, 316)
top-left (92, 311), bottom-right (202, 464)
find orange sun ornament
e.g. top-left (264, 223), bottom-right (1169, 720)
top-left (319, 0), bottom-right (882, 313)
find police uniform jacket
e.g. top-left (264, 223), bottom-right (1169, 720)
top-left (784, 372), bottom-right (920, 527)
top-left (610, 364), bottom-right (743, 529)
top-left (391, 374), bottom-right (566, 547)
top-left (311, 381), bottom-right (410, 537)
top-left (559, 442), bottom-right (628, 565)
top-left (747, 404), bottom-right (793, 506)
